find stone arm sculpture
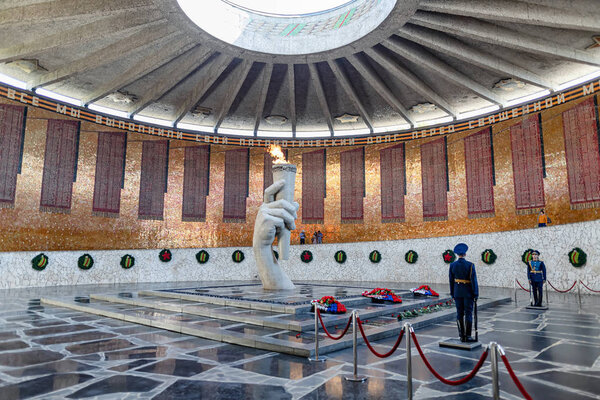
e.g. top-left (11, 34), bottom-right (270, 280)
top-left (253, 179), bottom-right (298, 290)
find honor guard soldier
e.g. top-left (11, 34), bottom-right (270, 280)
top-left (528, 250), bottom-right (547, 307)
top-left (449, 243), bottom-right (479, 342)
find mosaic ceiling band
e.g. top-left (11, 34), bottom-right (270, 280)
top-left (0, 94), bottom-right (599, 226)
top-left (0, 81), bottom-right (598, 148)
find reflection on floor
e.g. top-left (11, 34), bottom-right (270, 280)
top-left (0, 281), bottom-right (598, 399)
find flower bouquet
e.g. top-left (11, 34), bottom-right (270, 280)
top-left (409, 285), bottom-right (439, 297)
top-left (362, 288), bottom-right (402, 303)
top-left (311, 296), bottom-right (347, 314)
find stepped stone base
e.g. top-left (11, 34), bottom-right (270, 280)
top-left (41, 283), bottom-right (510, 357)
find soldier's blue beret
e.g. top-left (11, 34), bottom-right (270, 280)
top-left (454, 243), bottom-right (468, 255)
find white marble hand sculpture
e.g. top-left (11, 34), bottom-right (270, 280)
top-left (253, 179), bottom-right (298, 290)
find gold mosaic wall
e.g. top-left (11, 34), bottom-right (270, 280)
top-left (1, 94), bottom-right (599, 251)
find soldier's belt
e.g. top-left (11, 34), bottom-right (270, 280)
top-left (530, 271), bottom-right (543, 273)
top-left (455, 279), bottom-right (471, 284)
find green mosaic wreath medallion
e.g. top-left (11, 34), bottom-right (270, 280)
top-left (159, 249), bottom-right (172, 262)
top-left (442, 249), bottom-right (456, 264)
top-left (369, 250), bottom-right (382, 263)
top-left (78, 254), bottom-right (94, 270)
top-left (300, 250), bottom-right (313, 263)
top-left (521, 249), bottom-right (534, 265)
top-left (32, 253), bottom-right (48, 271)
top-left (405, 250), bottom-right (418, 264)
top-left (481, 249), bottom-right (497, 265)
top-left (196, 250), bottom-right (209, 264)
top-left (568, 247), bottom-right (586, 268)
top-left (334, 250), bottom-right (347, 264)
top-left (120, 254), bottom-right (135, 269)
top-left (232, 250), bottom-right (245, 263)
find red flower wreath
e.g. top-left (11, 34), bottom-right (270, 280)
top-left (362, 288), bottom-right (402, 303)
top-left (311, 296), bottom-right (347, 314)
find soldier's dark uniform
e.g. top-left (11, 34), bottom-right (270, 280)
top-left (528, 251), bottom-right (546, 307)
top-left (449, 243), bottom-right (479, 342)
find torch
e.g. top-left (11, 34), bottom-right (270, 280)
top-left (269, 145), bottom-right (296, 261)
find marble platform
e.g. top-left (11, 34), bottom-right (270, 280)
top-left (1, 281), bottom-right (599, 399)
top-left (40, 283), bottom-right (509, 358)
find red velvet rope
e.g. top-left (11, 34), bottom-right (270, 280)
top-left (547, 280), bottom-right (577, 293)
top-left (501, 354), bottom-right (533, 400)
top-left (317, 309), bottom-right (352, 340)
top-left (410, 331), bottom-right (489, 385)
top-left (515, 279), bottom-right (530, 292)
top-left (580, 280), bottom-right (600, 293)
top-left (356, 317), bottom-right (404, 358)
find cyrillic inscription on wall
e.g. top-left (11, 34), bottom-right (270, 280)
top-left (510, 115), bottom-right (545, 214)
top-left (380, 143), bottom-right (406, 223)
top-left (92, 131), bottom-right (127, 217)
top-left (421, 137), bottom-right (448, 221)
top-left (464, 128), bottom-right (495, 218)
top-left (562, 98), bottom-right (600, 209)
top-left (40, 119), bottom-right (80, 213)
top-left (223, 148), bottom-right (249, 222)
top-left (138, 140), bottom-right (169, 220)
top-left (0, 104), bottom-right (26, 208)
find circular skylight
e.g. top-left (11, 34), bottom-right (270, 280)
top-left (225, 0), bottom-right (353, 17)
top-left (177, 0), bottom-right (397, 55)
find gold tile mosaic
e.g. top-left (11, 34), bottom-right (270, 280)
top-left (0, 95), bottom-right (599, 251)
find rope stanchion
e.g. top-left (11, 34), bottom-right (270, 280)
top-left (498, 345), bottom-right (533, 400)
top-left (344, 310), bottom-right (367, 382)
top-left (317, 308), bottom-right (352, 340)
top-left (580, 280), bottom-right (600, 293)
top-left (410, 331), bottom-right (489, 386)
top-left (516, 279), bottom-right (530, 292)
top-left (356, 317), bottom-right (404, 358)
top-left (308, 308), bottom-right (326, 362)
top-left (547, 280), bottom-right (577, 293)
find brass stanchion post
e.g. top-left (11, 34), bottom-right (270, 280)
top-left (490, 342), bottom-right (500, 400)
top-left (344, 310), bottom-right (367, 382)
top-left (405, 323), bottom-right (413, 400)
top-left (308, 308), bottom-right (326, 362)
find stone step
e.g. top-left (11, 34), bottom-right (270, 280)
top-left (136, 289), bottom-right (373, 314)
top-left (41, 293), bottom-right (511, 357)
top-left (90, 292), bottom-right (456, 332)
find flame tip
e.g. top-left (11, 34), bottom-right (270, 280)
top-left (268, 144), bottom-right (287, 164)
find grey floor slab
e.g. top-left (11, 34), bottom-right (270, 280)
top-left (0, 281), bottom-right (597, 400)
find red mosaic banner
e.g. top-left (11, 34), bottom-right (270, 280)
top-left (421, 137), bottom-right (448, 221)
top-left (92, 131), bottom-right (127, 217)
top-left (510, 115), bottom-right (545, 213)
top-left (40, 119), bottom-right (80, 213)
top-left (562, 98), bottom-right (600, 208)
top-left (223, 148), bottom-right (249, 222)
top-left (340, 147), bottom-right (365, 223)
top-left (464, 128), bottom-right (495, 218)
top-left (380, 143), bottom-right (405, 222)
top-left (0, 104), bottom-right (26, 208)
top-left (302, 149), bottom-right (326, 224)
top-left (138, 140), bottom-right (169, 220)
top-left (182, 145), bottom-right (210, 222)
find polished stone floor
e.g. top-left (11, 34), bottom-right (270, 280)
top-left (0, 281), bottom-right (598, 399)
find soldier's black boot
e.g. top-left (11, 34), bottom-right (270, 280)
top-left (532, 288), bottom-right (539, 307)
top-left (457, 319), bottom-right (465, 342)
top-left (465, 321), bottom-right (477, 342)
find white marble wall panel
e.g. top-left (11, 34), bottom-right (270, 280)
top-left (1, 219), bottom-right (599, 291)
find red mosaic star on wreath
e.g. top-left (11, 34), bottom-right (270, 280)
top-left (443, 253), bottom-right (453, 262)
top-left (161, 252), bottom-right (171, 261)
top-left (303, 253), bottom-right (311, 261)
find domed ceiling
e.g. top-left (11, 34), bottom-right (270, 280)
top-left (0, 0), bottom-right (599, 138)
